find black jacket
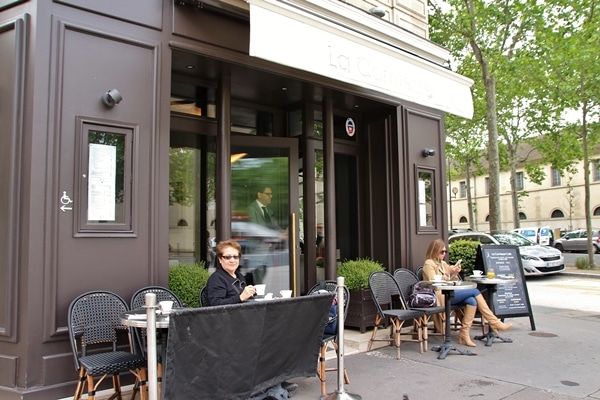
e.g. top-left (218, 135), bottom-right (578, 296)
top-left (206, 267), bottom-right (247, 306)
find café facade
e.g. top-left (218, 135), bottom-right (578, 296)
top-left (0, 0), bottom-right (473, 397)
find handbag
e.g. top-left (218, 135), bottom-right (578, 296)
top-left (409, 282), bottom-right (437, 308)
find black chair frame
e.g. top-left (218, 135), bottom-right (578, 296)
top-left (393, 268), bottom-right (446, 351)
top-left (307, 280), bottom-right (350, 398)
top-left (368, 271), bottom-right (425, 359)
top-left (68, 290), bottom-right (147, 400)
top-left (130, 286), bottom-right (183, 399)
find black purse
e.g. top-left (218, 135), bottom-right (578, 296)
top-left (409, 282), bottom-right (437, 308)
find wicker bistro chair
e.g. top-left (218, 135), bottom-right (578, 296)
top-left (393, 268), bottom-right (446, 351)
top-left (367, 271), bottom-right (425, 359)
top-left (130, 286), bottom-right (183, 399)
top-left (307, 280), bottom-right (350, 398)
top-left (199, 285), bottom-right (210, 307)
top-left (68, 290), bottom-right (148, 400)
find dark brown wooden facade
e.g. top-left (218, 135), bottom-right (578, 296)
top-left (0, 0), bottom-right (461, 398)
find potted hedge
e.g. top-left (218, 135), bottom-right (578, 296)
top-left (168, 262), bottom-right (209, 308)
top-left (337, 258), bottom-right (384, 333)
top-left (448, 239), bottom-right (480, 277)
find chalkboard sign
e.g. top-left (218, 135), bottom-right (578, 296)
top-left (475, 244), bottom-right (535, 330)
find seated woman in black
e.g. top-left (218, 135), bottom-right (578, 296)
top-left (206, 239), bottom-right (256, 306)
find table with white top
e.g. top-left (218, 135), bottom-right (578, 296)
top-left (119, 294), bottom-right (166, 400)
top-left (422, 280), bottom-right (478, 360)
top-left (466, 276), bottom-right (517, 346)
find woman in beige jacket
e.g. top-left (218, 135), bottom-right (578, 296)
top-left (422, 239), bottom-right (512, 347)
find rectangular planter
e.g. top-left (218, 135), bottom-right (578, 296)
top-left (345, 287), bottom-right (378, 333)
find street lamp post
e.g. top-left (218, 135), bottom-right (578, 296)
top-left (449, 186), bottom-right (458, 230)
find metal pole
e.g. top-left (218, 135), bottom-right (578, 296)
top-left (326, 277), bottom-right (361, 400)
top-left (145, 293), bottom-right (158, 400)
top-left (449, 185), bottom-right (454, 231)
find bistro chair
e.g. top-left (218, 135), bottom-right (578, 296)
top-left (199, 286), bottom-right (210, 307)
top-left (393, 268), bottom-right (446, 351)
top-left (68, 290), bottom-right (148, 400)
top-left (368, 271), bottom-right (425, 359)
top-left (130, 286), bottom-right (183, 399)
top-left (307, 280), bottom-right (350, 398)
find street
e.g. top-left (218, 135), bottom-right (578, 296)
top-left (526, 272), bottom-right (600, 313)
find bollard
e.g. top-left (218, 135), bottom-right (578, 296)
top-left (326, 276), bottom-right (362, 400)
top-left (145, 293), bottom-right (159, 400)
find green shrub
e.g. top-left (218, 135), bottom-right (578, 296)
top-left (448, 240), bottom-right (480, 276)
top-left (168, 262), bottom-right (209, 308)
top-left (337, 258), bottom-right (385, 290)
top-left (575, 257), bottom-right (591, 270)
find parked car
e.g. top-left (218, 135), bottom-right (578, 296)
top-left (512, 226), bottom-right (554, 246)
top-left (553, 229), bottom-right (600, 253)
top-left (449, 231), bottom-right (565, 276)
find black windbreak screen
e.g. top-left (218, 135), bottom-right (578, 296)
top-left (163, 293), bottom-right (333, 400)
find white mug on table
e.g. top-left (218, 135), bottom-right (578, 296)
top-left (159, 300), bottom-right (173, 312)
top-left (254, 284), bottom-right (266, 296)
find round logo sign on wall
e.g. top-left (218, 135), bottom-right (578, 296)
top-left (345, 118), bottom-right (355, 137)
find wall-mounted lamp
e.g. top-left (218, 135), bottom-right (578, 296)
top-left (422, 148), bottom-right (436, 157)
top-left (369, 6), bottom-right (386, 17)
top-left (102, 89), bottom-right (123, 108)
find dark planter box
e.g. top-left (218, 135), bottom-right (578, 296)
top-left (345, 287), bottom-right (378, 333)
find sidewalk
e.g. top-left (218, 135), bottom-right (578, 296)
top-left (290, 301), bottom-right (600, 399)
top-left (287, 267), bottom-right (600, 400)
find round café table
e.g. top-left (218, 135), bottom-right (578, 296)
top-left (466, 276), bottom-right (517, 346)
top-left (120, 307), bottom-right (172, 400)
top-left (422, 280), bottom-right (478, 360)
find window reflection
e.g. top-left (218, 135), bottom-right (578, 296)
top-left (168, 134), bottom-right (216, 267)
top-left (418, 169), bottom-right (434, 228)
top-left (230, 147), bottom-right (290, 294)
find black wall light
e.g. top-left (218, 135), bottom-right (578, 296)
top-left (422, 148), bottom-right (436, 157)
top-left (102, 89), bottom-right (123, 108)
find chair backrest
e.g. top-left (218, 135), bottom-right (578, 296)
top-left (130, 286), bottom-right (183, 310)
top-left (415, 266), bottom-right (424, 281)
top-left (393, 268), bottom-right (419, 305)
top-left (68, 290), bottom-right (131, 371)
top-left (368, 271), bottom-right (408, 318)
top-left (307, 280), bottom-right (350, 321)
top-left (199, 285), bottom-right (210, 307)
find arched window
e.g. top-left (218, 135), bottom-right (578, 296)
top-left (485, 215), bottom-right (489, 222)
top-left (551, 209), bottom-right (565, 218)
top-left (459, 216), bottom-right (468, 223)
top-left (519, 212), bottom-right (527, 220)
top-left (594, 207), bottom-right (600, 216)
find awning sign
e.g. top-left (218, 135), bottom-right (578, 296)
top-left (249, 0), bottom-right (473, 119)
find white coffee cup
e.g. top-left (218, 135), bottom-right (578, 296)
top-left (280, 290), bottom-right (293, 298)
top-left (159, 301), bottom-right (173, 313)
top-left (264, 293), bottom-right (273, 300)
top-left (433, 274), bottom-right (442, 282)
top-left (254, 284), bottom-right (266, 296)
top-left (473, 270), bottom-right (483, 277)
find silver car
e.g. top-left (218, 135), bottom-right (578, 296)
top-left (449, 231), bottom-right (565, 276)
top-left (553, 229), bottom-right (600, 253)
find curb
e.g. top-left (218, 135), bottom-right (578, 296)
top-left (562, 269), bottom-right (600, 279)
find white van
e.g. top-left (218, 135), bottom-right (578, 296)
top-left (538, 226), bottom-right (553, 246)
top-left (512, 226), bottom-right (553, 246)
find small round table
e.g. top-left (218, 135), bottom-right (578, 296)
top-left (120, 308), bottom-right (172, 400)
top-left (422, 281), bottom-right (478, 360)
top-left (467, 277), bottom-right (517, 346)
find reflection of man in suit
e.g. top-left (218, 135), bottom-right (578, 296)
top-left (248, 185), bottom-right (279, 230)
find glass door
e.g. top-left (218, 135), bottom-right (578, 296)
top-left (231, 136), bottom-right (299, 295)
